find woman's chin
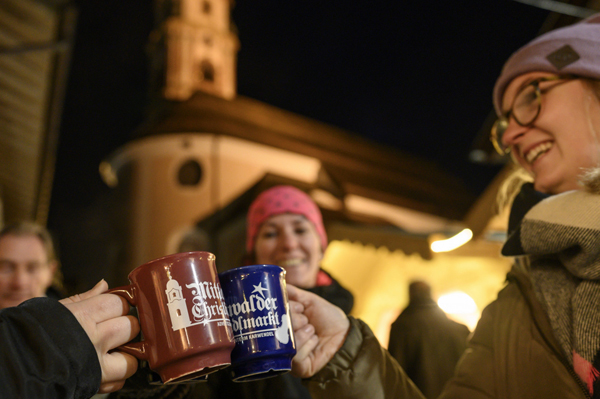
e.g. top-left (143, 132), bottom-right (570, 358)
top-left (285, 273), bottom-right (310, 288)
top-left (533, 174), bottom-right (581, 195)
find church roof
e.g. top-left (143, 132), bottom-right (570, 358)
top-left (141, 92), bottom-right (475, 221)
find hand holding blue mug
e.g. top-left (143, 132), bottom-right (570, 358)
top-left (219, 264), bottom-right (296, 381)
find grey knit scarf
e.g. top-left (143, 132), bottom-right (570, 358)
top-left (510, 173), bottom-right (600, 395)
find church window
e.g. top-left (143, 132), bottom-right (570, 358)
top-left (200, 60), bottom-right (215, 82)
top-left (202, 1), bottom-right (211, 14)
top-left (177, 158), bottom-right (203, 186)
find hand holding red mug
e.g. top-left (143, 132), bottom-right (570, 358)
top-left (60, 280), bottom-right (140, 393)
top-left (107, 251), bottom-right (234, 384)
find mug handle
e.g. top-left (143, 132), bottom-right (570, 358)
top-left (107, 285), bottom-right (150, 361)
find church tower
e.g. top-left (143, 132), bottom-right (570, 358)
top-left (164, 0), bottom-right (239, 100)
top-left (166, 278), bottom-right (192, 331)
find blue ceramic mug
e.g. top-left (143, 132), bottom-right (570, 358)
top-left (218, 264), bottom-right (296, 381)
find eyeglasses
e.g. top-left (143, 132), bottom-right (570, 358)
top-left (490, 75), bottom-right (575, 155)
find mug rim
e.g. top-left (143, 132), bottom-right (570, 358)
top-left (130, 251), bottom-right (216, 276)
top-left (218, 264), bottom-right (284, 279)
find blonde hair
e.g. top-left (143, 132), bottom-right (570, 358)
top-left (495, 165), bottom-right (533, 213)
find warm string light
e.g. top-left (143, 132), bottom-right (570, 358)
top-left (430, 228), bottom-right (473, 253)
top-left (437, 291), bottom-right (480, 331)
top-left (437, 292), bottom-right (478, 314)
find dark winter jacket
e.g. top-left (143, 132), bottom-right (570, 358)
top-left (305, 265), bottom-right (589, 399)
top-left (387, 299), bottom-right (470, 399)
top-left (305, 183), bottom-right (594, 399)
top-left (0, 297), bottom-right (101, 398)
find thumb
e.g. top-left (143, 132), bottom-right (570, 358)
top-left (287, 284), bottom-right (300, 301)
top-left (287, 284), bottom-right (313, 307)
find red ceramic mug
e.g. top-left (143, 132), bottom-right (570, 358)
top-left (108, 251), bottom-right (235, 384)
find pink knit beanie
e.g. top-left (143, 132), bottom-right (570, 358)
top-left (493, 13), bottom-right (600, 116)
top-left (246, 186), bottom-right (328, 253)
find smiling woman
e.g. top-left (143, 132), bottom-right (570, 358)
top-left (223, 185), bottom-right (355, 399)
top-left (245, 186), bottom-right (353, 310)
top-left (254, 213), bottom-right (323, 289)
top-left (285, 13), bottom-right (600, 399)
top-left (492, 14), bottom-right (600, 196)
top-left (498, 74), bottom-right (600, 194)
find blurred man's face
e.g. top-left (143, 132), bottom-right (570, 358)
top-left (0, 234), bottom-right (56, 309)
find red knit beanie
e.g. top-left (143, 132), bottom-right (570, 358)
top-left (246, 186), bottom-right (328, 253)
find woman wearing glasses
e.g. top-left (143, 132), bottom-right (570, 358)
top-left (288, 13), bottom-right (600, 399)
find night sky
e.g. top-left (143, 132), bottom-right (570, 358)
top-left (48, 0), bottom-right (551, 291)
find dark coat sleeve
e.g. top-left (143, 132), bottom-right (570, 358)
top-left (0, 297), bottom-right (102, 399)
